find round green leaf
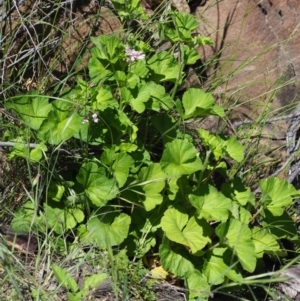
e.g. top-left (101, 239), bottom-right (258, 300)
top-left (76, 162), bottom-right (119, 207)
top-left (204, 248), bottom-right (243, 285)
top-left (159, 237), bottom-right (195, 278)
top-left (5, 92), bottom-right (52, 130)
top-left (160, 139), bottom-right (203, 176)
top-left (259, 177), bottom-right (297, 216)
top-left (88, 56), bottom-right (112, 83)
top-left (182, 88), bottom-right (224, 119)
top-left (43, 204), bottom-right (84, 234)
top-left (252, 227), bottom-right (280, 258)
top-left (93, 86), bottom-right (117, 111)
top-left (147, 51), bottom-right (180, 83)
top-left (137, 163), bottom-right (166, 211)
top-left (161, 208), bottom-right (210, 253)
top-left (112, 152), bottom-right (134, 188)
top-left (226, 219), bottom-right (256, 273)
top-left (189, 185), bottom-right (231, 223)
top-left (186, 270), bottom-right (211, 300)
top-left (38, 100), bottom-right (81, 145)
top-left (87, 213), bottom-right (131, 248)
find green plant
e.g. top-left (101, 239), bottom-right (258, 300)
top-left (4, 2), bottom-right (300, 300)
top-left (51, 265), bottom-right (108, 301)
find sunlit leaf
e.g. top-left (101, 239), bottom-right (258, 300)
top-left (226, 219), bottom-right (256, 272)
top-left (260, 177), bottom-right (297, 216)
top-left (198, 129), bottom-right (223, 159)
top-left (43, 204), bottom-right (84, 234)
top-left (161, 208), bottom-right (210, 253)
top-left (239, 207), bottom-right (252, 224)
top-left (221, 177), bottom-right (254, 206)
top-left (183, 88), bottom-right (224, 119)
top-left (87, 213), bottom-right (131, 248)
top-left (126, 73), bottom-right (140, 89)
top-left (48, 181), bottom-right (65, 202)
top-left (183, 45), bottom-right (200, 65)
top-left (204, 248), bottom-right (243, 285)
top-left (198, 129), bottom-right (244, 162)
top-left (113, 152), bottom-right (134, 188)
top-left (129, 59), bottom-right (149, 78)
top-left (8, 142), bottom-right (47, 162)
top-left (93, 86), bottom-right (118, 111)
top-left (164, 12), bottom-right (198, 42)
top-left (186, 270), bottom-right (211, 300)
top-left (88, 55), bottom-right (112, 83)
top-left (146, 82), bottom-right (175, 111)
top-left (76, 162), bottom-right (119, 207)
top-left (159, 236), bottom-right (195, 277)
top-left (90, 35), bottom-right (124, 63)
top-left (82, 273), bottom-right (108, 294)
top-left (147, 51), bottom-right (180, 83)
top-left (160, 139), bottom-right (202, 176)
top-left (193, 36), bottom-right (214, 46)
top-left (225, 136), bottom-right (245, 162)
top-left (5, 92), bottom-right (52, 130)
top-left (137, 163), bottom-right (166, 211)
top-left (189, 185), bottom-right (231, 223)
top-left (38, 100), bottom-right (81, 145)
top-left (252, 227), bottom-right (280, 258)
top-left (52, 265), bottom-right (79, 294)
top-left (129, 82), bottom-right (151, 113)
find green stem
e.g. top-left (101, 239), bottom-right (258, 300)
top-left (207, 242), bottom-right (220, 252)
top-left (197, 150), bottom-right (211, 189)
top-left (203, 158), bottom-right (222, 185)
top-left (171, 43), bottom-right (185, 100)
top-left (249, 206), bottom-right (263, 224)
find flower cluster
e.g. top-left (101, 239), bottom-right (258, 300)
top-left (82, 113), bottom-right (99, 124)
top-left (125, 47), bottom-right (145, 62)
top-left (92, 113), bottom-right (99, 123)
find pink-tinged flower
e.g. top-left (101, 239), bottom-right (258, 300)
top-left (125, 47), bottom-right (145, 62)
top-left (92, 113), bottom-right (99, 123)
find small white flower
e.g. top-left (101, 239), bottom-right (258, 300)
top-left (125, 47), bottom-right (145, 62)
top-left (82, 119), bottom-right (89, 124)
top-left (92, 113), bottom-right (99, 123)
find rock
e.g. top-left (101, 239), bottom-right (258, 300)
top-left (276, 265), bottom-right (300, 300)
top-left (195, 0), bottom-right (300, 178)
top-left (196, 0), bottom-right (300, 116)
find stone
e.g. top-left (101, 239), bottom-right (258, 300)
top-left (277, 265), bottom-right (300, 300)
top-left (196, 0), bottom-right (300, 116)
top-left (194, 0), bottom-right (300, 177)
